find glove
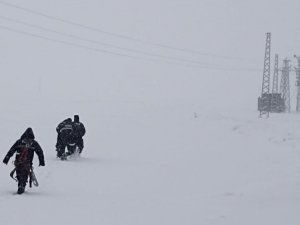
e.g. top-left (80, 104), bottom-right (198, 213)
top-left (3, 156), bottom-right (9, 165)
top-left (39, 161), bottom-right (45, 166)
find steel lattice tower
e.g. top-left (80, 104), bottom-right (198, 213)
top-left (259, 33), bottom-right (271, 117)
top-left (270, 54), bottom-right (279, 112)
top-left (272, 54), bottom-right (279, 94)
top-left (295, 55), bottom-right (300, 112)
top-left (280, 59), bottom-right (291, 112)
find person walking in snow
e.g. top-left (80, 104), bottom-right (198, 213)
top-left (55, 115), bottom-right (86, 160)
top-left (55, 118), bottom-right (73, 158)
top-left (2, 128), bottom-right (45, 194)
top-left (72, 115), bottom-right (86, 154)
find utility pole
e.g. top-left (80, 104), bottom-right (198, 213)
top-left (280, 59), bottom-right (291, 113)
top-left (258, 33), bottom-right (271, 117)
top-left (295, 55), bottom-right (300, 112)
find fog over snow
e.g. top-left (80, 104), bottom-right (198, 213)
top-left (0, 0), bottom-right (300, 225)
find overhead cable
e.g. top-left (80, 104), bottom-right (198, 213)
top-left (0, 0), bottom-right (259, 62)
top-left (0, 24), bottom-right (260, 72)
top-left (0, 15), bottom-right (237, 67)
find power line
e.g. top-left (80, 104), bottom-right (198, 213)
top-left (0, 0), bottom-right (259, 62)
top-left (0, 24), bottom-right (260, 72)
top-left (0, 25), bottom-right (182, 64)
top-left (0, 15), bottom-right (236, 67)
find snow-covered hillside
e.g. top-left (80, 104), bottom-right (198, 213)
top-left (0, 0), bottom-right (300, 225)
top-left (1, 101), bottom-right (300, 225)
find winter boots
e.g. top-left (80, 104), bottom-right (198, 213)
top-left (17, 185), bottom-right (25, 194)
top-left (17, 179), bottom-right (26, 195)
top-left (56, 148), bottom-right (64, 158)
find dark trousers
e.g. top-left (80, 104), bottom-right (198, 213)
top-left (15, 163), bottom-right (31, 187)
top-left (56, 133), bottom-right (84, 156)
top-left (56, 133), bottom-right (70, 156)
top-left (76, 138), bottom-right (84, 152)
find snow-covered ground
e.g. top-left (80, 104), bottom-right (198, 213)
top-left (0, 0), bottom-right (300, 225)
top-left (1, 100), bottom-right (300, 225)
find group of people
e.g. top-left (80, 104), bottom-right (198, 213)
top-left (2, 115), bottom-right (86, 194)
top-left (56, 115), bottom-right (86, 159)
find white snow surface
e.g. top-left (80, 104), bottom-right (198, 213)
top-left (0, 0), bottom-right (300, 225)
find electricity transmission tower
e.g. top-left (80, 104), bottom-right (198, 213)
top-left (258, 33), bottom-right (271, 117)
top-left (280, 59), bottom-right (291, 112)
top-left (272, 54), bottom-right (279, 94)
top-left (270, 54), bottom-right (284, 112)
top-left (295, 55), bottom-right (300, 112)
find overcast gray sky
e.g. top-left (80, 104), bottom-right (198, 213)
top-left (0, 0), bottom-right (299, 104)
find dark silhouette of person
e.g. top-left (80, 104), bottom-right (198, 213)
top-left (3, 128), bottom-right (45, 194)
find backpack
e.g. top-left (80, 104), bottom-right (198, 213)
top-left (15, 147), bottom-right (29, 167)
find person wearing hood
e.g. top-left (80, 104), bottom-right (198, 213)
top-left (55, 118), bottom-right (73, 158)
top-left (3, 128), bottom-right (45, 194)
top-left (72, 115), bottom-right (86, 154)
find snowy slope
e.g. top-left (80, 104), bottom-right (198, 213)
top-left (0, 0), bottom-right (300, 225)
top-left (1, 99), bottom-right (300, 225)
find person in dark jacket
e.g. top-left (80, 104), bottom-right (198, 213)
top-left (55, 118), bottom-right (73, 158)
top-left (72, 115), bottom-right (86, 154)
top-left (3, 128), bottom-right (45, 194)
